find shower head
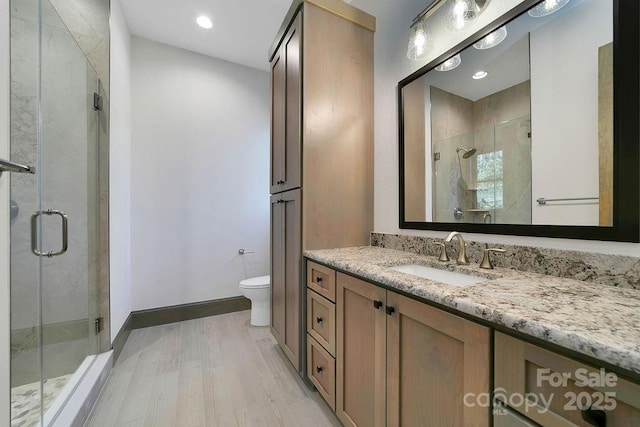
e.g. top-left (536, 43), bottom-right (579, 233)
top-left (456, 147), bottom-right (477, 159)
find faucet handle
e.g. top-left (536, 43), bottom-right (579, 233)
top-left (479, 246), bottom-right (506, 269)
top-left (434, 242), bottom-right (449, 262)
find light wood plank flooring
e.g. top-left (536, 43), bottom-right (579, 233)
top-left (86, 311), bottom-right (341, 427)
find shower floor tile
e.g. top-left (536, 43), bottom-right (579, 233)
top-left (11, 374), bottom-right (72, 427)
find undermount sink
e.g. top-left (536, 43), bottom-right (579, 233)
top-left (389, 264), bottom-right (488, 287)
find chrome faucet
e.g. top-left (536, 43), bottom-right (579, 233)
top-left (445, 231), bottom-right (470, 265)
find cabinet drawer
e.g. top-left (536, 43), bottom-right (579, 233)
top-left (307, 261), bottom-right (336, 302)
top-left (494, 407), bottom-right (539, 427)
top-left (308, 335), bottom-right (336, 410)
top-left (495, 332), bottom-right (640, 427)
top-left (307, 290), bottom-right (336, 356)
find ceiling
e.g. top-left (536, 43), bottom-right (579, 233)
top-left (414, 0), bottom-right (589, 101)
top-left (121, 0), bottom-right (293, 72)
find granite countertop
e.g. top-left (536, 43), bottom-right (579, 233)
top-left (304, 246), bottom-right (640, 377)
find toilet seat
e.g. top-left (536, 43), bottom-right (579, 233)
top-left (239, 275), bottom-right (270, 289)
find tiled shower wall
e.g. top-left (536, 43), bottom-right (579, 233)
top-left (431, 79), bottom-right (531, 224)
top-left (10, 0), bottom-right (110, 385)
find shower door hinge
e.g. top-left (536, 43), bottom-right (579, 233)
top-left (95, 317), bottom-right (104, 335)
top-left (93, 92), bottom-right (103, 111)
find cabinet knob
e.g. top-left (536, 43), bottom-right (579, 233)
top-left (385, 306), bottom-right (395, 316)
top-left (315, 276), bottom-right (323, 283)
top-left (316, 317), bottom-right (323, 324)
top-left (581, 407), bottom-right (606, 427)
top-left (316, 366), bottom-right (323, 374)
top-left (373, 300), bottom-right (383, 310)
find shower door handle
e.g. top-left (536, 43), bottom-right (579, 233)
top-left (31, 210), bottom-right (69, 257)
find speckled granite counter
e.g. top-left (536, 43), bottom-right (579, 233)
top-left (303, 246), bottom-right (640, 377)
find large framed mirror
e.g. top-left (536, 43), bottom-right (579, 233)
top-left (398, 0), bottom-right (639, 242)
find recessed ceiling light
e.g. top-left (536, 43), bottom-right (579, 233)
top-left (472, 71), bottom-right (488, 80)
top-left (435, 54), bottom-right (462, 72)
top-left (196, 15), bottom-right (213, 29)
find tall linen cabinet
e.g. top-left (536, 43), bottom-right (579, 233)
top-left (269, 0), bottom-right (375, 372)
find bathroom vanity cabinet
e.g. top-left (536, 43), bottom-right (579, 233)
top-left (269, 0), bottom-right (375, 372)
top-left (336, 272), bottom-right (491, 427)
top-left (494, 333), bottom-right (640, 427)
top-left (304, 256), bottom-right (640, 426)
top-left (306, 262), bottom-right (491, 426)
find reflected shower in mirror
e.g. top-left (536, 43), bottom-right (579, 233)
top-left (400, 0), bottom-right (613, 227)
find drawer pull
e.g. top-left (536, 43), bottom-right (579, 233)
top-left (373, 300), bottom-right (383, 309)
top-left (316, 316), bottom-right (323, 324)
top-left (385, 306), bottom-right (395, 316)
top-left (316, 366), bottom-right (323, 374)
top-left (315, 276), bottom-right (323, 283)
top-left (581, 407), bottom-right (606, 427)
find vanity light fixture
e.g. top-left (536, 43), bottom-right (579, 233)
top-left (196, 15), bottom-right (213, 29)
top-left (445, 0), bottom-right (480, 32)
top-left (407, 19), bottom-right (432, 60)
top-left (406, 0), bottom-right (446, 61)
top-left (472, 70), bottom-right (488, 79)
top-left (473, 26), bottom-right (508, 49)
top-left (435, 54), bottom-right (462, 71)
top-left (528, 0), bottom-right (570, 17)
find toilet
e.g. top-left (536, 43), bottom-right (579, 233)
top-left (239, 275), bottom-right (271, 326)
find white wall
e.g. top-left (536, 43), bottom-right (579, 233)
top-left (109, 0), bottom-right (132, 341)
top-left (530, 0), bottom-right (612, 225)
top-left (0, 0), bottom-right (10, 420)
top-left (130, 37), bottom-right (270, 311)
top-left (350, 0), bottom-right (640, 256)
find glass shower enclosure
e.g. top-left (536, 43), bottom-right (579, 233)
top-left (432, 115), bottom-right (532, 224)
top-left (9, 0), bottom-right (108, 425)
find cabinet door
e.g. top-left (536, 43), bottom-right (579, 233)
top-left (386, 292), bottom-right (491, 427)
top-left (336, 273), bottom-right (386, 427)
top-left (270, 190), bottom-right (301, 370)
top-left (495, 332), bottom-right (640, 427)
top-left (270, 12), bottom-right (301, 194)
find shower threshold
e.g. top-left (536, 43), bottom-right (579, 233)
top-left (11, 352), bottom-right (111, 427)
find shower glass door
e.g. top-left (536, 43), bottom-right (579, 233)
top-left (10, 0), bottom-right (102, 425)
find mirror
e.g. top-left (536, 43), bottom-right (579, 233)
top-left (399, 0), bottom-right (640, 242)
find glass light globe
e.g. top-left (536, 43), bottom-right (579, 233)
top-left (473, 26), bottom-right (507, 50)
top-left (407, 20), bottom-right (432, 60)
top-left (528, 0), bottom-right (570, 17)
top-left (435, 54), bottom-right (462, 72)
top-left (445, 0), bottom-right (480, 32)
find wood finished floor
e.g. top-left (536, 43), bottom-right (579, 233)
top-left (86, 311), bottom-right (340, 427)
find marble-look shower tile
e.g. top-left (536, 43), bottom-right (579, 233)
top-left (10, 200), bottom-right (40, 332)
top-left (473, 80), bottom-right (531, 130)
top-left (10, 15), bottom-right (38, 98)
top-left (48, 0), bottom-right (110, 92)
top-left (10, 94), bottom-right (38, 205)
